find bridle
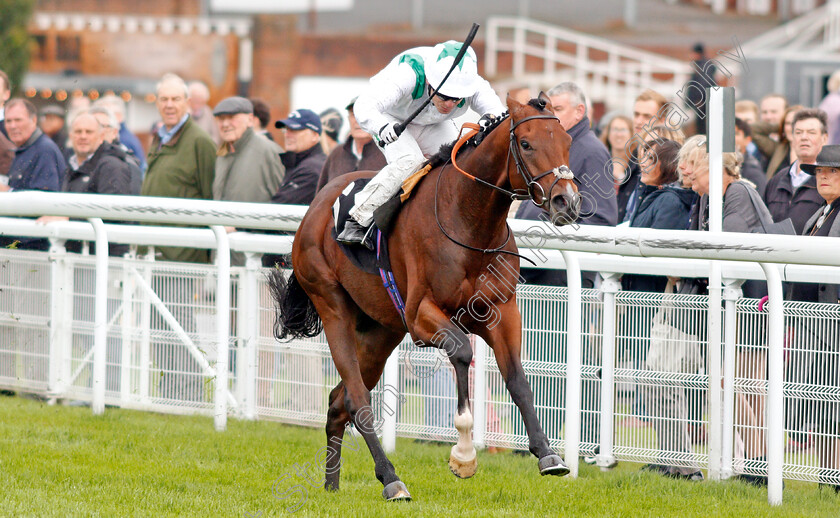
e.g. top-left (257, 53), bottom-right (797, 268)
top-left (449, 113), bottom-right (575, 210)
top-left (508, 114), bottom-right (576, 209)
top-left (434, 111), bottom-right (576, 260)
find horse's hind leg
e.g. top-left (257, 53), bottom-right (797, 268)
top-left (478, 305), bottom-right (569, 477)
top-left (309, 289), bottom-right (410, 500)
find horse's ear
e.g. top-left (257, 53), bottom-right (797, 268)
top-left (506, 93), bottom-right (524, 114)
top-left (537, 91), bottom-right (552, 112)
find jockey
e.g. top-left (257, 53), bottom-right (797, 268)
top-left (336, 40), bottom-right (506, 248)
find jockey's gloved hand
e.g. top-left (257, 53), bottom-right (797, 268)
top-left (478, 113), bottom-right (498, 130)
top-left (378, 122), bottom-right (399, 145)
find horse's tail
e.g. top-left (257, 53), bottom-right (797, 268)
top-left (268, 269), bottom-right (323, 340)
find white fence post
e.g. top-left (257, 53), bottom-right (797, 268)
top-left (120, 251), bottom-right (134, 405)
top-left (473, 335), bottom-right (488, 450)
top-left (597, 273), bottom-right (621, 470)
top-left (382, 347), bottom-right (399, 453)
top-left (760, 263), bottom-right (784, 505)
top-left (721, 278), bottom-right (744, 479)
top-left (211, 226), bottom-right (231, 432)
top-left (239, 252), bottom-right (261, 420)
top-left (707, 86), bottom-right (727, 481)
top-left (138, 251), bottom-right (153, 404)
top-left (561, 251), bottom-right (582, 477)
top-left (89, 218), bottom-right (109, 415)
top-left (47, 237), bottom-right (69, 402)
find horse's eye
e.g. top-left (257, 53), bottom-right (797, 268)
top-left (520, 140), bottom-right (531, 151)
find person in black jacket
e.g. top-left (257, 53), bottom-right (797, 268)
top-left (265, 109), bottom-right (327, 269)
top-left (37, 110), bottom-right (137, 255)
top-left (734, 118), bottom-right (768, 200)
top-left (89, 106), bottom-right (142, 193)
top-left (59, 111), bottom-right (134, 195)
top-left (271, 109), bottom-right (326, 206)
top-left (686, 43), bottom-right (717, 136)
top-left (623, 140), bottom-right (696, 293)
top-left (765, 108), bottom-right (828, 234)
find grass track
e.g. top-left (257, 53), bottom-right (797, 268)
top-left (0, 395), bottom-right (837, 517)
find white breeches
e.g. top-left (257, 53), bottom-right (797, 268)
top-left (349, 119), bottom-right (459, 226)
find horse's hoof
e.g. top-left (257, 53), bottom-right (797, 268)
top-left (539, 454), bottom-right (570, 477)
top-left (449, 452), bottom-right (478, 479)
top-left (382, 480), bottom-right (411, 502)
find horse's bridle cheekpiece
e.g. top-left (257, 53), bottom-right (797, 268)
top-left (449, 113), bottom-right (576, 209)
top-left (508, 114), bottom-right (576, 209)
top-left (438, 111), bottom-right (577, 261)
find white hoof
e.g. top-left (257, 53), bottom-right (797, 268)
top-left (449, 445), bottom-right (478, 478)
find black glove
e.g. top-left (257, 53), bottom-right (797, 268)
top-left (479, 113), bottom-right (500, 130)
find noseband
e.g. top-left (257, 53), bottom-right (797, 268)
top-left (508, 114), bottom-right (575, 209)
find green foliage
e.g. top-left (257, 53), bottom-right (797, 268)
top-left (0, 0), bottom-right (35, 95)
top-left (0, 395), bottom-right (838, 516)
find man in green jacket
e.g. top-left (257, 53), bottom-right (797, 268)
top-left (141, 73), bottom-right (216, 264)
top-left (141, 73), bottom-right (217, 403)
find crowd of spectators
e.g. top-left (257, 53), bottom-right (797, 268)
top-left (1, 59), bottom-right (838, 489)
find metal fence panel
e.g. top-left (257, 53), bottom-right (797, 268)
top-left (0, 250), bottom-right (51, 392)
top-left (2, 247), bottom-right (840, 490)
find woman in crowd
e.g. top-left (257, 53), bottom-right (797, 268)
top-left (684, 139), bottom-right (774, 485)
top-left (686, 144), bottom-right (769, 232)
top-left (787, 145), bottom-right (840, 493)
top-left (600, 114), bottom-right (635, 188)
top-left (622, 125), bottom-right (686, 221)
top-left (624, 139), bottom-right (696, 290)
top-left (620, 139), bottom-right (697, 432)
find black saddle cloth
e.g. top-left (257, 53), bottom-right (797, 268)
top-left (331, 178), bottom-right (402, 274)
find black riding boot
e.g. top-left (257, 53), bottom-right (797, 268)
top-left (337, 220), bottom-right (375, 250)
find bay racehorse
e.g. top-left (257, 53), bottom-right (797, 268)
top-left (270, 93), bottom-right (580, 501)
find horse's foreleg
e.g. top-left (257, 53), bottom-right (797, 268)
top-left (324, 382), bottom-right (349, 491)
top-left (413, 300), bottom-right (477, 478)
top-left (479, 310), bottom-right (569, 477)
top-left (448, 333), bottom-right (476, 478)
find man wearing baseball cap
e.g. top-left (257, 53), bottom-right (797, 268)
top-left (271, 108), bottom-right (326, 206)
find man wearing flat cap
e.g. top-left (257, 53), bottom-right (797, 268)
top-left (212, 96), bottom-right (285, 265)
top-left (271, 108), bottom-right (326, 206)
top-left (316, 96), bottom-right (386, 193)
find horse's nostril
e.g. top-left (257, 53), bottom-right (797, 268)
top-left (550, 195), bottom-right (568, 212)
top-left (550, 194), bottom-right (578, 226)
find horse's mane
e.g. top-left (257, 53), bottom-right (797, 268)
top-left (425, 97), bottom-right (550, 170)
